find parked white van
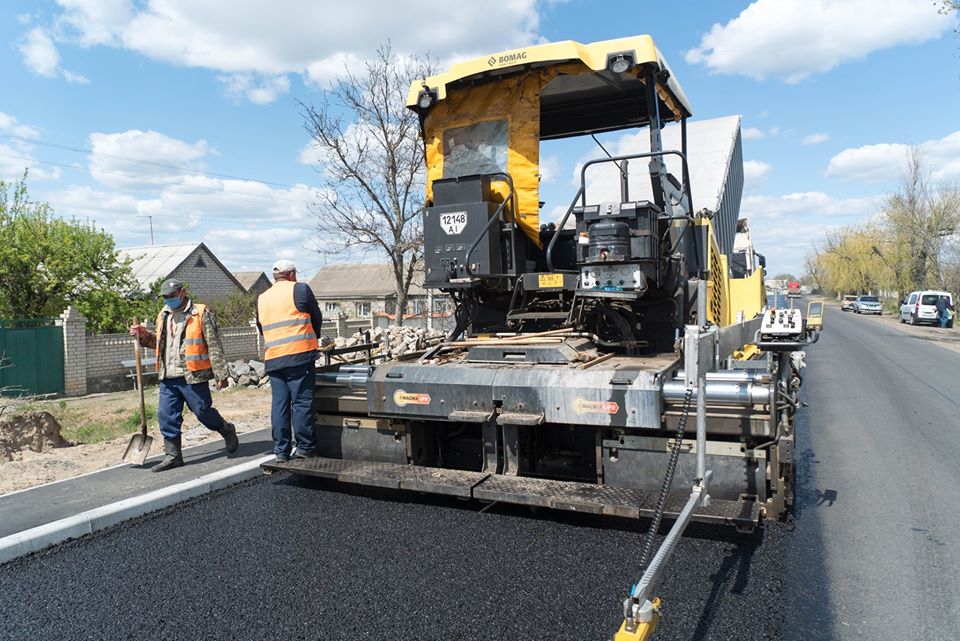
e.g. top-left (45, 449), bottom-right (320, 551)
top-left (899, 291), bottom-right (954, 327)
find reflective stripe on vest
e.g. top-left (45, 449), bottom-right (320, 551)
top-left (155, 303), bottom-right (211, 373)
top-left (257, 280), bottom-right (318, 362)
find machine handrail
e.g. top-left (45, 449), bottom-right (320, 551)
top-left (579, 149), bottom-right (693, 210)
top-left (544, 185), bottom-right (585, 273)
top-left (463, 172), bottom-right (518, 278)
top-left (545, 149), bottom-right (694, 274)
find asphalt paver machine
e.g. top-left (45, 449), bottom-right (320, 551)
top-left (265, 35), bottom-right (819, 638)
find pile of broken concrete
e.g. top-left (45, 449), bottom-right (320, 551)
top-left (328, 325), bottom-right (447, 360)
top-left (227, 360), bottom-right (268, 388)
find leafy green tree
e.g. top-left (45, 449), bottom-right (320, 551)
top-left (74, 279), bottom-right (165, 334)
top-left (0, 173), bottom-right (138, 328)
top-left (203, 290), bottom-right (256, 327)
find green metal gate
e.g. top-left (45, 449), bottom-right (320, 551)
top-left (0, 319), bottom-right (65, 396)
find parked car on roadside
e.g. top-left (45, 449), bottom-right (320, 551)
top-left (899, 291), bottom-right (954, 327)
top-left (853, 295), bottom-right (882, 315)
top-left (840, 295), bottom-right (858, 312)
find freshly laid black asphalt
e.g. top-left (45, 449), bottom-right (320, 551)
top-left (0, 473), bottom-right (789, 641)
top-left (8, 303), bottom-right (957, 641)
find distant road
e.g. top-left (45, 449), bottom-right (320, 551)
top-left (786, 304), bottom-right (960, 640)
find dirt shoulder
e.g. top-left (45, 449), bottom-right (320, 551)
top-left (0, 385), bottom-right (271, 495)
top-left (829, 303), bottom-right (960, 355)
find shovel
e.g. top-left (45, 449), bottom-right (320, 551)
top-left (122, 317), bottom-right (154, 464)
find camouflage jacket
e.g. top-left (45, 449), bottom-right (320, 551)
top-left (140, 300), bottom-right (229, 384)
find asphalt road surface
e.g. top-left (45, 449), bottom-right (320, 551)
top-left (1, 304), bottom-right (957, 641)
top-left (786, 306), bottom-right (960, 641)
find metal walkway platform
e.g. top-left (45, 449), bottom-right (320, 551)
top-left (262, 456), bottom-right (761, 528)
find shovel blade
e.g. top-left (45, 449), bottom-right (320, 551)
top-left (122, 433), bottom-right (154, 465)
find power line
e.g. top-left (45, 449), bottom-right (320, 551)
top-left (0, 132), bottom-right (303, 190)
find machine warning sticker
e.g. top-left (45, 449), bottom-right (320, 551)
top-left (440, 211), bottom-right (467, 235)
top-left (574, 399), bottom-right (620, 415)
top-left (394, 390), bottom-right (432, 406)
top-left (538, 273), bottom-right (564, 288)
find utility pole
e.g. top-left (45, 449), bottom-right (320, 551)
top-left (137, 215), bottom-right (155, 245)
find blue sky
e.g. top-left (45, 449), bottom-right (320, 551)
top-left (1, 0), bottom-right (958, 278)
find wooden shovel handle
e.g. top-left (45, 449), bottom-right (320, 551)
top-left (133, 317), bottom-right (148, 436)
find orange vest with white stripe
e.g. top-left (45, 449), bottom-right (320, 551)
top-left (155, 303), bottom-right (211, 373)
top-left (257, 281), bottom-right (318, 363)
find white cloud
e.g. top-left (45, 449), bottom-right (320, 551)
top-left (802, 133), bottom-right (830, 146)
top-left (219, 74), bottom-right (290, 105)
top-left (742, 127), bottom-right (764, 140)
top-left (744, 191), bottom-right (878, 220)
top-left (686, 0), bottom-right (954, 83)
top-left (18, 27), bottom-right (60, 77)
top-left (0, 112), bottom-right (41, 140)
top-left (298, 141), bottom-right (323, 167)
top-left (62, 70), bottom-right (90, 84)
top-left (87, 129), bottom-right (214, 190)
top-left (743, 160), bottom-right (771, 190)
top-left (825, 131), bottom-right (960, 183)
top-left (539, 155), bottom-right (561, 184)
top-left (0, 143), bottom-right (62, 182)
top-left (0, 114), bottom-right (60, 181)
top-left (59, 127), bottom-right (325, 266)
top-left (742, 191), bottom-right (880, 274)
top-left (17, 26), bottom-right (88, 83)
top-left (43, 176), bottom-right (321, 270)
top-left (39, 0), bottom-right (542, 103)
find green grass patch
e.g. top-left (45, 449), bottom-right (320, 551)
top-left (58, 403), bottom-right (157, 444)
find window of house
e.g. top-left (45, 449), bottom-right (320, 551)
top-left (432, 298), bottom-right (448, 315)
top-left (385, 300), bottom-right (396, 315)
top-left (325, 302), bottom-right (340, 313)
top-left (409, 297), bottom-right (424, 314)
top-left (194, 255), bottom-right (207, 268)
top-left (355, 302), bottom-right (371, 317)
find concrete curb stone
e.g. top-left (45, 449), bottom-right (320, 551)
top-left (0, 454), bottom-right (274, 565)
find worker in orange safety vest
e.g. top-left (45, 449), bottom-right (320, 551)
top-left (256, 260), bottom-right (323, 462)
top-left (130, 278), bottom-right (237, 471)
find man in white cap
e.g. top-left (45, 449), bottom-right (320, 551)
top-left (256, 260), bottom-right (323, 462)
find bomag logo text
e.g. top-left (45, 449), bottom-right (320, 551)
top-left (489, 51), bottom-right (528, 66)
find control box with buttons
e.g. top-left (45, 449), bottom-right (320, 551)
top-left (760, 308), bottom-right (803, 337)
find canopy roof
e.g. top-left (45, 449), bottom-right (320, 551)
top-left (407, 35), bottom-right (692, 137)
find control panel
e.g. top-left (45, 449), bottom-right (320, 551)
top-left (806, 301), bottom-right (824, 330)
top-left (761, 308), bottom-right (803, 337)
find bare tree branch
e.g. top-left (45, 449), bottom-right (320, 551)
top-left (302, 44), bottom-right (435, 325)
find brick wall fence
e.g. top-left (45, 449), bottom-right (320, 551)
top-left (59, 307), bottom-right (379, 395)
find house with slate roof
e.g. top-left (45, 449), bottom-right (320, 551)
top-left (233, 271), bottom-right (272, 298)
top-left (118, 243), bottom-right (245, 302)
top-left (308, 263), bottom-right (451, 320)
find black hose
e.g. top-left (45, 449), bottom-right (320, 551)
top-left (636, 386), bottom-right (694, 572)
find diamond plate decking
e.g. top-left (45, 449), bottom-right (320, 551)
top-left (263, 456), bottom-right (760, 527)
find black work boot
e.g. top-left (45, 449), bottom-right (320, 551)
top-left (153, 437), bottom-right (184, 472)
top-left (219, 422), bottom-right (239, 454)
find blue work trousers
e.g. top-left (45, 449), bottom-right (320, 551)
top-left (158, 377), bottom-right (226, 440)
top-left (269, 362), bottom-right (317, 456)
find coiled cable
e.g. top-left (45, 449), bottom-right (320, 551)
top-left (637, 385), bottom-right (694, 572)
